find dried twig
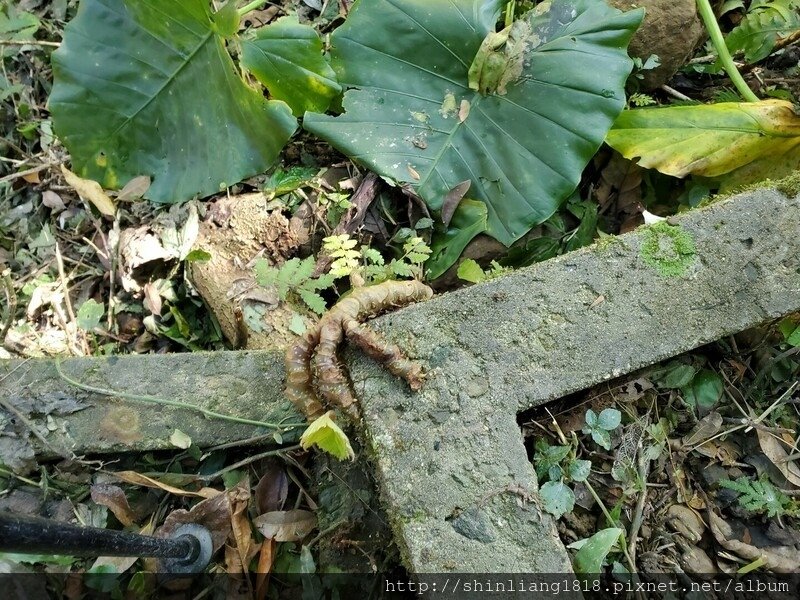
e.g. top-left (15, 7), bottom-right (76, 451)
top-left (0, 40), bottom-right (60, 47)
top-left (0, 161), bottom-right (60, 184)
top-left (1, 269), bottom-right (16, 343)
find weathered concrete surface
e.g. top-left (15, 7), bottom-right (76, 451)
top-left (349, 187), bottom-right (800, 573)
top-left (0, 351), bottom-right (302, 463)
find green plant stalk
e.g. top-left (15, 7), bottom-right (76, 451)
top-left (584, 480), bottom-right (639, 578)
top-left (695, 0), bottom-right (759, 102)
top-left (238, 0), bottom-right (268, 16)
top-left (55, 358), bottom-right (305, 432)
top-left (504, 0), bottom-right (516, 27)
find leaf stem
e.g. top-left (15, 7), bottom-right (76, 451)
top-left (237, 0), bottom-right (268, 16)
top-left (695, 0), bottom-right (759, 102)
top-left (54, 358), bottom-right (304, 432)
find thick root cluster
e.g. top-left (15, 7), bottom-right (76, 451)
top-left (284, 279), bottom-right (433, 421)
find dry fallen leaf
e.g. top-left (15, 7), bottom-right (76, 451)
top-left (708, 510), bottom-right (800, 573)
top-left (254, 461), bottom-right (289, 514)
top-left (229, 482), bottom-right (255, 575)
top-left (440, 179), bottom-right (471, 228)
top-left (42, 190), bottom-right (66, 213)
top-left (255, 539), bottom-right (277, 600)
top-left (90, 484), bottom-right (137, 527)
top-left (253, 509), bottom-right (316, 542)
top-left (111, 471), bottom-right (219, 499)
top-left (756, 428), bottom-right (800, 488)
top-left (458, 99), bottom-right (471, 123)
top-left (116, 175), bottom-right (151, 202)
top-left (60, 165), bottom-right (116, 217)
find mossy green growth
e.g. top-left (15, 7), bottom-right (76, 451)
top-left (640, 222), bottom-right (696, 277)
top-left (775, 172), bottom-right (800, 199)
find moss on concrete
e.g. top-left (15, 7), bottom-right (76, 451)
top-left (640, 221), bottom-right (696, 276)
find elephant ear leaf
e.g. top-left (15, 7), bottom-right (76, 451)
top-left (50, 0), bottom-right (297, 203)
top-left (606, 100), bottom-right (800, 190)
top-left (304, 0), bottom-right (643, 246)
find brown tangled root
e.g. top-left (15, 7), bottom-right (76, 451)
top-left (284, 279), bottom-right (433, 421)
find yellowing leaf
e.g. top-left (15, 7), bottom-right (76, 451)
top-left (299, 411), bottom-right (354, 461)
top-left (60, 164), bottom-right (116, 216)
top-left (606, 100), bottom-right (800, 189)
top-left (169, 429), bottom-right (192, 449)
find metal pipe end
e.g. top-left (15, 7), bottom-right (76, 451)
top-left (158, 524), bottom-right (213, 575)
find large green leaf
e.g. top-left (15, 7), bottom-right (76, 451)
top-left (50, 0), bottom-right (297, 203)
top-left (304, 0), bottom-right (642, 246)
top-left (427, 199), bottom-right (488, 279)
top-left (606, 100), bottom-right (800, 189)
top-left (240, 15), bottom-right (341, 116)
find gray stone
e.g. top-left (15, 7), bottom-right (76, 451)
top-left (608, 0), bottom-right (705, 90)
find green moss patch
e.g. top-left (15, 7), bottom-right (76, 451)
top-left (640, 222), bottom-right (696, 277)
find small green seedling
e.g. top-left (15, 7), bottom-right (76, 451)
top-left (582, 408), bottom-right (622, 451)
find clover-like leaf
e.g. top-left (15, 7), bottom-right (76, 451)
top-left (50, 0), bottom-right (297, 203)
top-left (305, 0), bottom-right (642, 246)
top-left (241, 15), bottom-right (341, 116)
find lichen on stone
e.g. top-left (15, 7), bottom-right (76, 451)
top-left (639, 222), bottom-right (696, 277)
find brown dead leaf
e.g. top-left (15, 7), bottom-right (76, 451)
top-left (117, 227), bottom-right (177, 293)
top-left (90, 484), bottom-right (137, 527)
top-left (440, 179), bottom-right (471, 228)
top-left (618, 377), bottom-right (654, 402)
top-left (60, 165), bottom-right (116, 217)
top-left (254, 510), bottom-right (316, 542)
top-left (42, 191), bottom-right (66, 213)
top-left (595, 152), bottom-right (642, 214)
top-left (111, 471), bottom-right (219, 499)
top-left (22, 171), bottom-right (40, 184)
top-left (255, 539), bottom-right (277, 600)
top-left (682, 411), bottom-right (724, 448)
top-left (254, 461), bottom-right (289, 514)
top-left (756, 429), bottom-right (800, 488)
top-left (458, 99), bottom-right (471, 123)
top-left (142, 282), bottom-right (162, 316)
top-left (229, 482), bottom-right (255, 574)
top-left (708, 510), bottom-right (800, 573)
top-left (116, 175), bottom-right (151, 202)
top-left (158, 490), bottom-right (231, 552)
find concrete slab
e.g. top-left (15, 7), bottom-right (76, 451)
top-left (0, 350), bottom-right (302, 465)
top-left (349, 187), bottom-right (800, 572)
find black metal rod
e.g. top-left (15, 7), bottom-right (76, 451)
top-left (0, 512), bottom-right (197, 561)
